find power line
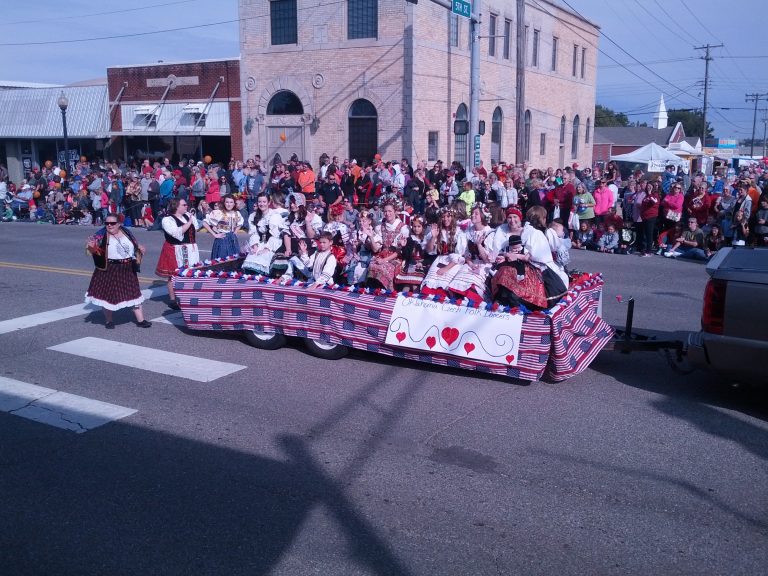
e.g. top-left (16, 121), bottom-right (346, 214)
top-left (651, 0), bottom-right (700, 45)
top-left (559, 0), bottom-right (700, 102)
top-left (0, 0), bottom-right (202, 26)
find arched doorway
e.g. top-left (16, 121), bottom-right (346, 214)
top-left (348, 99), bottom-right (378, 166)
top-left (266, 90), bottom-right (305, 163)
top-left (454, 103), bottom-right (468, 165)
top-left (491, 107), bottom-right (503, 164)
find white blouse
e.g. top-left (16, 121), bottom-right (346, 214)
top-left (161, 214), bottom-right (200, 242)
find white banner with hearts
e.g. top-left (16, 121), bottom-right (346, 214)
top-left (384, 295), bottom-right (523, 366)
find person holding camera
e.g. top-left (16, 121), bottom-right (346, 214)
top-left (155, 198), bottom-right (201, 309)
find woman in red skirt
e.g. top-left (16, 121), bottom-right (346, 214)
top-left (85, 216), bottom-right (151, 329)
top-left (155, 198), bottom-right (201, 309)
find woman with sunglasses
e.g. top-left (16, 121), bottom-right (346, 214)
top-left (85, 216), bottom-right (151, 329)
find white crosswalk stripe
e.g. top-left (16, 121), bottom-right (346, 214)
top-left (48, 337), bottom-right (246, 382)
top-left (150, 311), bottom-right (187, 327)
top-left (0, 376), bottom-right (137, 433)
top-left (0, 286), bottom-right (167, 335)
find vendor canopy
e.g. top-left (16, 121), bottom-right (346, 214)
top-left (610, 142), bottom-right (685, 171)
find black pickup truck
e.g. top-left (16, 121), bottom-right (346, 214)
top-left (687, 247), bottom-right (768, 384)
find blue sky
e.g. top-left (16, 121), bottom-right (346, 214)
top-left (1, 0), bottom-right (764, 140)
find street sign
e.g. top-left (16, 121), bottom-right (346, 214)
top-left (452, 0), bottom-right (471, 19)
top-left (474, 151), bottom-right (481, 167)
top-left (474, 135), bottom-right (480, 151)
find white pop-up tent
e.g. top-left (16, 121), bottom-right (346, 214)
top-left (610, 142), bottom-right (685, 171)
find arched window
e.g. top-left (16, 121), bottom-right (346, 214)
top-left (523, 110), bottom-right (532, 162)
top-left (585, 117), bottom-right (591, 144)
top-left (559, 115), bottom-right (566, 145)
top-left (348, 98), bottom-right (378, 165)
top-left (571, 115), bottom-right (580, 159)
top-left (454, 103), bottom-right (468, 164)
top-left (266, 90), bottom-right (304, 115)
top-left (491, 107), bottom-right (503, 164)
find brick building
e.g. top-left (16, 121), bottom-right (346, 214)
top-left (106, 58), bottom-right (242, 164)
top-left (238, 0), bottom-right (598, 169)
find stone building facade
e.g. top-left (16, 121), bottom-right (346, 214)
top-left (239, 0), bottom-right (598, 169)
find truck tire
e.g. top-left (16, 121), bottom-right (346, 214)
top-left (303, 338), bottom-right (350, 360)
top-left (244, 330), bottom-right (287, 350)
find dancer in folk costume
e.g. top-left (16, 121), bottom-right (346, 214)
top-left (155, 198), bottom-right (201, 309)
top-left (242, 192), bottom-right (288, 276)
top-left (85, 215), bottom-right (151, 328)
top-left (203, 194), bottom-right (244, 259)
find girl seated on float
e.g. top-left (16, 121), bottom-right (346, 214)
top-left (420, 207), bottom-right (468, 298)
top-left (367, 200), bottom-right (409, 290)
top-left (203, 194), bottom-right (244, 259)
top-left (443, 203), bottom-right (495, 304)
top-left (346, 211), bottom-right (381, 286)
top-left (281, 193), bottom-right (323, 256)
top-left (242, 192), bottom-right (288, 276)
top-left (490, 206), bottom-right (568, 310)
top-left (394, 215), bottom-right (427, 292)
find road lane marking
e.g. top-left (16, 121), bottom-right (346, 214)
top-left (48, 337), bottom-right (246, 382)
top-left (0, 261), bottom-right (157, 284)
top-left (150, 311), bottom-right (187, 327)
top-left (0, 286), bottom-right (167, 335)
top-left (0, 376), bottom-right (137, 434)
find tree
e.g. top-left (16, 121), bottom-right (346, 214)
top-left (667, 109), bottom-right (714, 139)
top-left (594, 104), bottom-right (630, 127)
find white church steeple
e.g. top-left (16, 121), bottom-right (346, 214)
top-left (653, 94), bottom-right (668, 129)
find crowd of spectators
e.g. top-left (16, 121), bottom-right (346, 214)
top-left (2, 151), bottom-right (767, 271)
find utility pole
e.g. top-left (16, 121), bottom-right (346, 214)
top-left (694, 43), bottom-right (722, 146)
top-left (745, 93), bottom-right (768, 157)
top-left (762, 110), bottom-right (768, 157)
top-left (515, 0), bottom-right (525, 164)
top-left (469, 1), bottom-right (480, 169)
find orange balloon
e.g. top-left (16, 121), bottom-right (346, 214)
top-left (33, 191), bottom-right (40, 199)
top-left (44, 160), bottom-right (53, 168)
top-left (279, 132), bottom-right (287, 142)
top-left (203, 155), bottom-right (213, 164)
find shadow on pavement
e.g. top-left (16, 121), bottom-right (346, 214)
top-left (0, 416), bottom-right (414, 576)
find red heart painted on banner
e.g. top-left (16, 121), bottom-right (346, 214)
top-left (464, 342), bottom-right (475, 354)
top-left (506, 354), bottom-right (515, 364)
top-left (396, 332), bottom-right (406, 343)
top-left (426, 336), bottom-right (436, 349)
top-left (441, 327), bottom-right (460, 346)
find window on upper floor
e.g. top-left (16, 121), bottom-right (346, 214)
top-left (503, 19), bottom-right (511, 60)
top-left (489, 14), bottom-right (497, 57)
top-left (551, 36), bottom-right (558, 71)
top-left (450, 14), bottom-right (459, 47)
top-left (270, 0), bottom-right (297, 45)
top-left (532, 29), bottom-right (540, 67)
top-left (348, 0), bottom-right (378, 40)
top-left (581, 47), bottom-right (587, 79)
top-left (572, 44), bottom-right (578, 76)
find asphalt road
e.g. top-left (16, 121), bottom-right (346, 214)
top-left (1, 222), bottom-right (766, 576)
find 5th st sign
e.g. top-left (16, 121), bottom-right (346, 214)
top-left (452, 0), bottom-right (471, 19)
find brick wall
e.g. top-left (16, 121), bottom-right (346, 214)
top-left (107, 59), bottom-right (243, 158)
